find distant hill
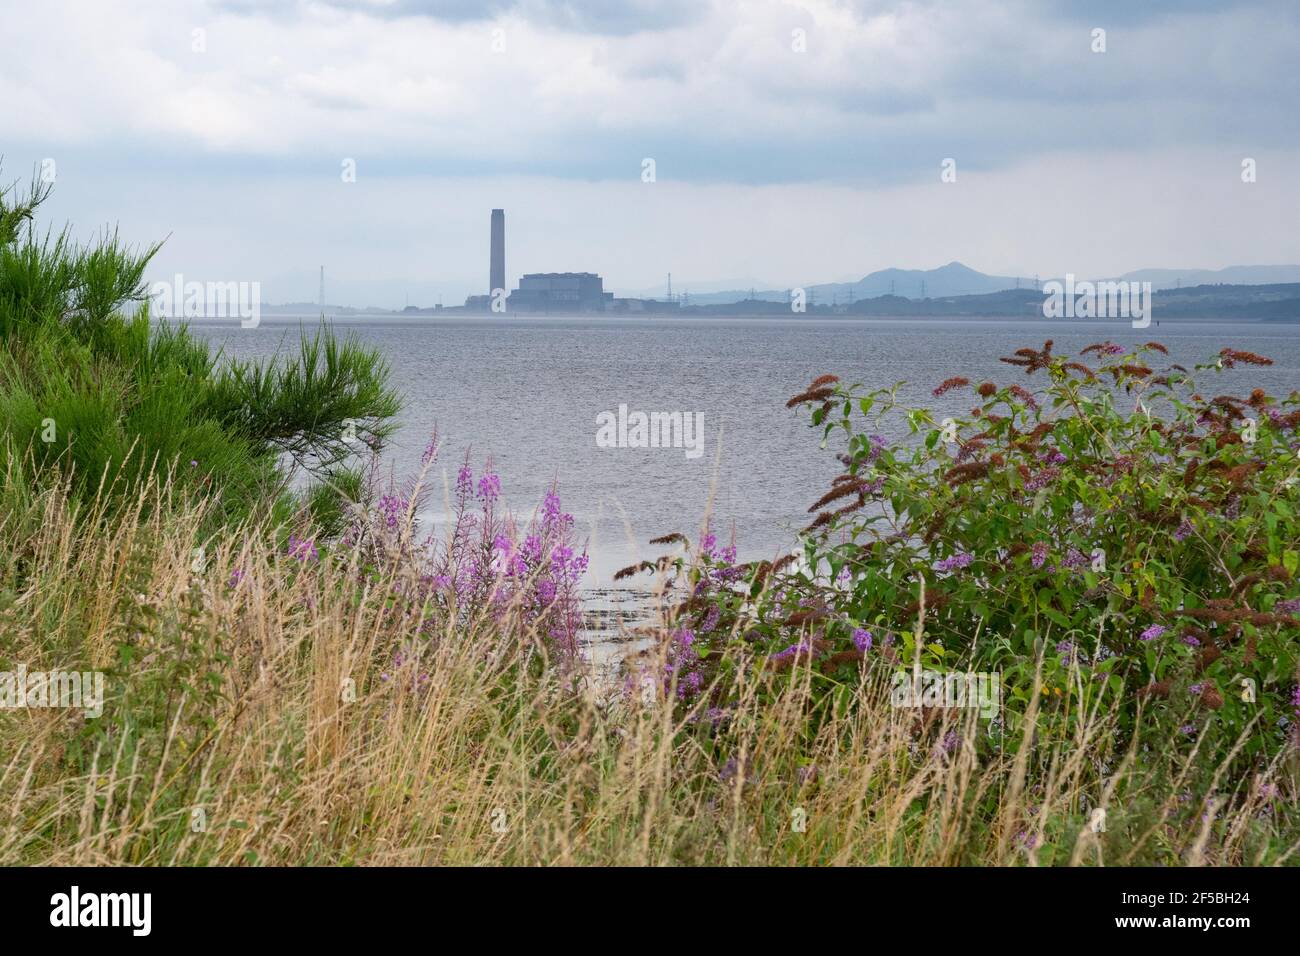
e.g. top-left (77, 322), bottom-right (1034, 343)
top-left (1148, 282), bottom-right (1300, 320)
top-left (812, 262), bottom-right (1030, 302)
top-left (670, 282), bottom-right (1300, 320)
top-left (1117, 266), bottom-right (1300, 289)
top-left (670, 262), bottom-right (1300, 308)
top-left (679, 261), bottom-right (1030, 306)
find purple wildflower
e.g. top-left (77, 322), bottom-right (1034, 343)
top-left (935, 552), bottom-right (974, 573)
top-left (771, 640), bottom-right (812, 662)
top-left (1024, 466), bottom-right (1060, 492)
top-left (286, 534), bottom-right (318, 562)
top-left (852, 628), bottom-right (872, 653)
top-left (420, 433), bottom-right (439, 466)
top-left (1139, 624), bottom-right (1166, 642)
top-left (377, 493), bottom-right (407, 530)
top-left (477, 471), bottom-right (501, 503)
top-left (1031, 542), bottom-right (1049, 569)
top-left (700, 531), bottom-right (717, 560)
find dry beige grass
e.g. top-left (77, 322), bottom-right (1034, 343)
top-left (0, 472), bottom-right (1296, 866)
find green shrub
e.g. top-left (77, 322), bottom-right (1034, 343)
top-left (0, 169), bottom-right (400, 528)
top-left (662, 339), bottom-right (1300, 768)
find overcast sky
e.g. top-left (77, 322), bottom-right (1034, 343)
top-left (3, 0), bottom-right (1298, 305)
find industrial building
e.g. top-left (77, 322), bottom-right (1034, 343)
top-left (507, 272), bottom-right (613, 313)
top-left (463, 209), bottom-right (615, 313)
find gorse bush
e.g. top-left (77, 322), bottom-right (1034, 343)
top-left (640, 339), bottom-right (1300, 771)
top-left (0, 169), bottom-right (399, 528)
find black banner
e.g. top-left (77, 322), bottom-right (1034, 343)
top-left (0, 866), bottom-right (1280, 942)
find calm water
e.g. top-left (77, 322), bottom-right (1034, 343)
top-left (188, 315), bottom-right (1300, 597)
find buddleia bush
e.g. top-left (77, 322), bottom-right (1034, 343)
top-left (650, 339), bottom-right (1300, 768)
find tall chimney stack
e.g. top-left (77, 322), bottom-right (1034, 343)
top-left (490, 209), bottom-right (505, 296)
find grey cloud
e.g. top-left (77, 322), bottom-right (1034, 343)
top-left (212, 0), bottom-right (703, 34)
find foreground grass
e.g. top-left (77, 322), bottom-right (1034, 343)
top-left (1, 472), bottom-right (1297, 866)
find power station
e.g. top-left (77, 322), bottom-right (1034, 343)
top-left (467, 208), bottom-right (621, 313)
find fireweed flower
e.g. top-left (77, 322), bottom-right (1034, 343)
top-left (700, 531), bottom-right (717, 560)
top-left (1139, 624), bottom-right (1166, 642)
top-left (477, 471), bottom-right (501, 503)
top-left (455, 464), bottom-right (473, 497)
top-left (420, 434), bottom-right (439, 466)
top-left (286, 534), bottom-right (318, 562)
top-left (541, 489), bottom-right (572, 531)
top-left (377, 494), bottom-right (407, 530)
top-left (550, 545), bottom-right (573, 572)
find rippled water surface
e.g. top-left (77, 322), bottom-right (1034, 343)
top-left (190, 315), bottom-right (1300, 595)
